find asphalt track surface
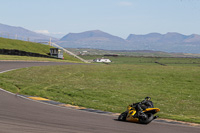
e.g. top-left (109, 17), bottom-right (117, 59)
top-left (0, 61), bottom-right (199, 133)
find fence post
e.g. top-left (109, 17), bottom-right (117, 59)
top-left (15, 34), bottom-right (18, 40)
top-left (49, 38), bottom-right (52, 46)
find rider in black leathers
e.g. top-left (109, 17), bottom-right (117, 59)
top-left (133, 97), bottom-right (154, 118)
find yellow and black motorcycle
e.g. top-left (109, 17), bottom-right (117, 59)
top-left (118, 104), bottom-right (160, 124)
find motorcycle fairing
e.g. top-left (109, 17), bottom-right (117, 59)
top-left (126, 107), bottom-right (160, 122)
top-left (143, 108), bottom-right (160, 114)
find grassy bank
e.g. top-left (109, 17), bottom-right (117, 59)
top-left (0, 37), bottom-right (81, 62)
top-left (0, 55), bottom-right (81, 63)
top-left (0, 64), bottom-right (199, 123)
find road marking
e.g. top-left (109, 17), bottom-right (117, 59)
top-left (28, 97), bottom-right (51, 101)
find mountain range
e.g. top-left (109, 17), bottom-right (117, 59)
top-left (59, 30), bottom-right (200, 53)
top-left (0, 23), bottom-right (200, 53)
top-left (0, 23), bottom-right (57, 42)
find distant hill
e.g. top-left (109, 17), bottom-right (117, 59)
top-left (59, 30), bottom-right (127, 50)
top-left (0, 23), bottom-right (58, 42)
top-left (127, 32), bottom-right (191, 43)
top-left (59, 31), bottom-right (200, 54)
top-left (60, 30), bottom-right (125, 42)
top-left (126, 32), bottom-right (200, 53)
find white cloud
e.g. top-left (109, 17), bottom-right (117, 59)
top-left (51, 32), bottom-right (65, 35)
top-left (118, 1), bottom-right (133, 6)
top-left (35, 30), bottom-right (50, 34)
top-left (35, 30), bottom-right (65, 38)
top-left (35, 30), bottom-right (64, 35)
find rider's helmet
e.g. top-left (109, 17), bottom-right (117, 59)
top-left (145, 96), bottom-right (151, 101)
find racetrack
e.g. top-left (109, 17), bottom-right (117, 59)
top-left (0, 61), bottom-right (199, 133)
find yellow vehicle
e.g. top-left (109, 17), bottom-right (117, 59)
top-left (118, 104), bottom-right (160, 124)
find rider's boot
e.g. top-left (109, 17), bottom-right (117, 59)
top-left (154, 116), bottom-right (159, 119)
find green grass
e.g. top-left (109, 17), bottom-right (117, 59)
top-left (0, 64), bottom-right (199, 123)
top-left (0, 38), bottom-right (199, 123)
top-left (81, 55), bottom-right (200, 66)
top-left (68, 48), bottom-right (200, 57)
top-left (0, 37), bottom-right (81, 62)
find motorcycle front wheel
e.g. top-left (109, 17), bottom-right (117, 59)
top-left (118, 111), bottom-right (128, 121)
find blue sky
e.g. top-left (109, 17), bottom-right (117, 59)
top-left (0, 0), bottom-right (200, 38)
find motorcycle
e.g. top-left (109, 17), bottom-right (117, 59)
top-left (118, 104), bottom-right (160, 124)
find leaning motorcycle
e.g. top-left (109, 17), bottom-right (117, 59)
top-left (118, 104), bottom-right (160, 124)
